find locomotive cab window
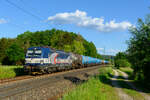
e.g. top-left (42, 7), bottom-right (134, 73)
top-left (34, 50), bottom-right (42, 57)
top-left (26, 50), bottom-right (33, 57)
top-left (35, 50), bottom-right (42, 54)
top-left (26, 49), bottom-right (42, 58)
top-left (57, 53), bottom-right (69, 59)
top-left (27, 50), bottom-right (33, 54)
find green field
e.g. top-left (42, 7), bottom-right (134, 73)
top-left (61, 67), bottom-right (120, 100)
top-left (0, 66), bottom-right (25, 79)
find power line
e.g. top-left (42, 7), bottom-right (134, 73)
top-left (5, 0), bottom-right (43, 21)
top-left (19, 0), bottom-right (41, 16)
top-left (17, 0), bottom-right (61, 29)
top-left (8, 22), bottom-right (25, 30)
top-left (5, 0), bottom-right (56, 30)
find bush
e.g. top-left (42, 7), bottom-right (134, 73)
top-left (0, 66), bottom-right (25, 79)
top-left (115, 59), bottom-right (131, 68)
top-left (2, 43), bottom-right (24, 65)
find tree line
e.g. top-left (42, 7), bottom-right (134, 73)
top-left (115, 15), bottom-right (150, 85)
top-left (0, 29), bottom-right (102, 65)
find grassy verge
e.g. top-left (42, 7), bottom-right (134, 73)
top-left (0, 66), bottom-right (25, 79)
top-left (60, 67), bottom-right (120, 100)
top-left (117, 69), bottom-right (144, 100)
top-left (119, 67), bottom-right (133, 79)
top-left (117, 80), bottom-right (144, 100)
top-left (119, 67), bottom-right (150, 96)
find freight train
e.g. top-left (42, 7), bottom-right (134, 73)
top-left (24, 47), bottom-right (109, 74)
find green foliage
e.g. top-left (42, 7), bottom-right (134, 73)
top-left (0, 29), bottom-right (102, 65)
top-left (0, 66), bottom-right (25, 79)
top-left (63, 45), bottom-right (72, 52)
top-left (127, 15), bottom-right (150, 83)
top-left (2, 43), bottom-right (25, 65)
top-left (72, 40), bottom-right (85, 55)
top-left (96, 53), bottom-right (103, 59)
top-left (115, 52), bottom-right (126, 60)
top-left (0, 38), bottom-right (15, 62)
top-left (115, 59), bottom-right (131, 68)
top-left (114, 52), bottom-right (131, 68)
top-left (83, 41), bottom-right (97, 57)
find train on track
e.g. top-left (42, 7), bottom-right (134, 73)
top-left (24, 47), bottom-right (109, 74)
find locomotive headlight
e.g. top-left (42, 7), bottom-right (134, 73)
top-left (40, 60), bottom-right (44, 64)
top-left (25, 59), bottom-right (31, 64)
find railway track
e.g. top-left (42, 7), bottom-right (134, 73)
top-left (0, 75), bottom-right (33, 84)
top-left (0, 65), bottom-right (105, 100)
top-left (0, 65), bottom-right (105, 85)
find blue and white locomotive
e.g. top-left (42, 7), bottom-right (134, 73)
top-left (24, 47), bottom-right (109, 74)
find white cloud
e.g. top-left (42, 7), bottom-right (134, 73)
top-left (97, 48), bottom-right (104, 51)
top-left (97, 48), bottom-right (121, 55)
top-left (48, 10), bottom-right (132, 32)
top-left (0, 18), bottom-right (7, 24)
top-left (107, 49), bottom-right (121, 54)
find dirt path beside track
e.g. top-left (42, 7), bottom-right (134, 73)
top-left (118, 70), bottom-right (150, 100)
top-left (111, 69), bottom-right (133, 100)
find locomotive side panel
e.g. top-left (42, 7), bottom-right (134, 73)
top-left (24, 46), bottom-right (109, 74)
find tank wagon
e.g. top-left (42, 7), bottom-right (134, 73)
top-left (24, 47), bottom-right (109, 74)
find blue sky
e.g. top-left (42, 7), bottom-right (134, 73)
top-left (0, 0), bottom-right (150, 55)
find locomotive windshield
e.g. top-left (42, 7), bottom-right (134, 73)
top-left (57, 53), bottom-right (69, 59)
top-left (26, 49), bottom-right (42, 58)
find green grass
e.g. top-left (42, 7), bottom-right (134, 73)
top-left (0, 66), bottom-right (25, 79)
top-left (119, 67), bottom-right (133, 79)
top-left (60, 67), bottom-right (120, 100)
top-left (119, 67), bottom-right (133, 75)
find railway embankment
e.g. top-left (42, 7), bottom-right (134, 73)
top-left (60, 67), bottom-right (120, 100)
top-left (1, 66), bottom-right (149, 100)
top-left (0, 65), bottom-right (101, 100)
top-left (61, 67), bottom-right (150, 100)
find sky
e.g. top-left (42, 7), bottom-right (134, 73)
top-left (0, 0), bottom-right (150, 55)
